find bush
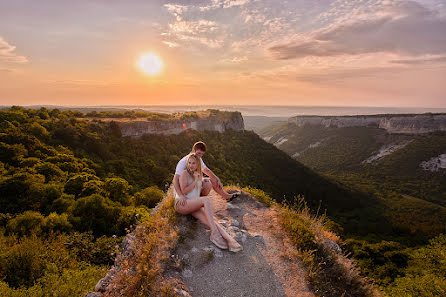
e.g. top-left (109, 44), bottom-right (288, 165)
top-left (43, 212), bottom-right (72, 233)
top-left (104, 177), bottom-right (131, 205)
top-left (134, 186), bottom-right (164, 208)
top-left (1, 235), bottom-right (47, 288)
top-left (70, 194), bottom-right (121, 236)
top-left (6, 211), bottom-right (45, 236)
top-left (64, 173), bottom-right (100, 197)
top-left (52, 194), bottom-right (75, 214)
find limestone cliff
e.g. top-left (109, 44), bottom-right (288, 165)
top-left (288, 113), bottom-right (446, 134)
top-left (116, 110), bottom-right (244, 137)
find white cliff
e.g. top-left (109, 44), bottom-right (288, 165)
top-left (288, 114), bottom-right (446, 134)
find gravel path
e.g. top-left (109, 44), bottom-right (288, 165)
top-left (164, 190), bottom-right (314, 297)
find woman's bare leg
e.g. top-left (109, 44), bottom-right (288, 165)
top-left (175, 197), bottom-right (219, 237)
top-left (191, 207), bottom-right (241, 248)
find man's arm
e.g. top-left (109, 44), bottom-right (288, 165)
top-left (203, 167), bottom-right (223, 188)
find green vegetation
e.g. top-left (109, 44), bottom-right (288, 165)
top-left (1, 106), bottom-right (444, 296)
top-left (0, 107), bottom-right (164, 295)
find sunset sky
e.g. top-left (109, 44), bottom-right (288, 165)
top-left (0, 0), bottom-right (445, 107)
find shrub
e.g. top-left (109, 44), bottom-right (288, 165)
top-left (1, 235), bottom-right (48, 288)
top-left (52, 194), bottom-right (75, 214)
top-left (6, 211), bottom-right (45, 236)
top-left (104, 177), bottom-right (131, 205)
top-left (64, 173), bottom-right (100, 197)
top-left (43, 212), bottom-right (73, 233)
top-left (70, 194), bottom-right (120, 236)
top-left (134, 186), bottom-right (164, 208)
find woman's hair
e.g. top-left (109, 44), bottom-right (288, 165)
top-left (186, 153), bottom-right (202, 184)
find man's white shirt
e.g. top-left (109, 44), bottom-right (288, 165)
top-left (175, 153), bottom-right (207, 176)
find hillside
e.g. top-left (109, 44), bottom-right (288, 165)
top-left (260, 120), bottom-right (446, 207)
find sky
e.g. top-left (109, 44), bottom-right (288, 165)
top-left (0, 0), bottom-right (445, 107)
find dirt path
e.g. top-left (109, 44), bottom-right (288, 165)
top-left (164, 190), bottom-right (315, 297)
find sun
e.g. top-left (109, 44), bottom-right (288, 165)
top-left (137, 53), bottom-right (163, 76)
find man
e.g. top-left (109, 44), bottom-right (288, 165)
top-left (173, 141), bottom-right (239, 207)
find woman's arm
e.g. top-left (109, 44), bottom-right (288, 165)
top-left (179, 170), bottom-right (197, 195)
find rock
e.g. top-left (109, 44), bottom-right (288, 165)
top-left (95, 272), bottom-right (114, 292)
top-left (213, 248), bottom-right (223, 258)
top-left (117, 111), bottom-right (244, 137)
top-left (84, 292), bottom-right (102, 297)
top-left (323, 239), bottom-right (342, 254)
top-left (226, 203), bottom-right (240, 210)
top-left (230, 219), bottom-right (240, 227)
top-left (191, 247), bottom-right (200, 253)
top-left (241, 233), bottom-right (248, 243)
top-left (217, 219), bottom-right (228, 226)
top-left (289, 114), bottom-right (446, 134)
top-left (229, 226), bottom-right (240, 233)
top-left (182, 269), bottom-right (193, 278)
top-left (174, 288), bottom-right (192, 297)
top-left (234, 232), bottom-right (243, 242)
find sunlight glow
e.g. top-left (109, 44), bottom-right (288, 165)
top-left (137, 53), bottom-right (163, 76)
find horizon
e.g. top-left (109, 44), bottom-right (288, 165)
top-left (1, 0), bottom-right (446, 107)
top-left (4, 103), bottom-right (446, 118)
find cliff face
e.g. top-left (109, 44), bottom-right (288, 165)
top-left (114, 111), bottom-right (244, 137)
top-left (288, 114), bottom-right (446, 134)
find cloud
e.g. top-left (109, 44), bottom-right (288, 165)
top-left (0, 36), bottom-right (28, 63)
top-left (268, 1), bottom-right (446, 60)
top-left (219, 56), bottom-right (248, 63)
top-left (162, 41), bottom-right (180, 48)
top-left (0, 68), bottom-right (16, 73)
top-left (167, 19), bottom-right (224, 48)
top-left (390, 55), bottom-right (446, 65)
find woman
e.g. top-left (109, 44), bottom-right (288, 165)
top-left (175, 153), bottom-right (242, 252)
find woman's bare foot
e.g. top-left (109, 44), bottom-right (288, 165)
top-left (228, 239), bottom-right (243, 252)
top-left (210, 232), bottom-right (228, 249)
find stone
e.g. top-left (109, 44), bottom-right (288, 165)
top-left (191, 247), bottom-right (200, 253)
top-left (84, 292), bottom-right (102, 297)
top-left (229, 226), bottom-right (240, 233)
top-left (226, 203), bottom-right (240, 210)
top-left (323, 239), bottom-right (342, 254)
top-left (174, 288), bottom-right (192, 297)
top-left (95, 274), bottom-right (113, 292)
top-left (230, 219), bottom-right (240, 227)
top-left (234, 232), bottom-right (243, 242)
top-left (213, 248), bottom-right (223, 258)
top-left (241, 233), bottom-right (248, 243)
top-left (182, 269), bottom-right (193, 278)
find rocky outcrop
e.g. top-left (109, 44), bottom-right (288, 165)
top-left (420, 154), bottom-right (446, 171)
top-left (116, 111), bottom-right (244, 137)
top-left (288, 114), bottom-right (446, 134)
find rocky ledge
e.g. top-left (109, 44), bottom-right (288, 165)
top-left (98, 110), bottom-right (244, 137)
top-left (288, 113), bottom-right (446, 134)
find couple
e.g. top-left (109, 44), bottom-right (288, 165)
top-left (172, 141), bottom-right (243, 252)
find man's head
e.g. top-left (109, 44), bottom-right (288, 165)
top-left (192, 141), bottom-right (207, 158)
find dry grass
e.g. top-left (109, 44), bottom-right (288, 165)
top-left (103, 188), bottom-right (180, 297)
top-left (278, 196), bottom-right (382, 297)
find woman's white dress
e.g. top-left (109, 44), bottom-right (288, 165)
top-left (175, 172), bottom-right (202, 200)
